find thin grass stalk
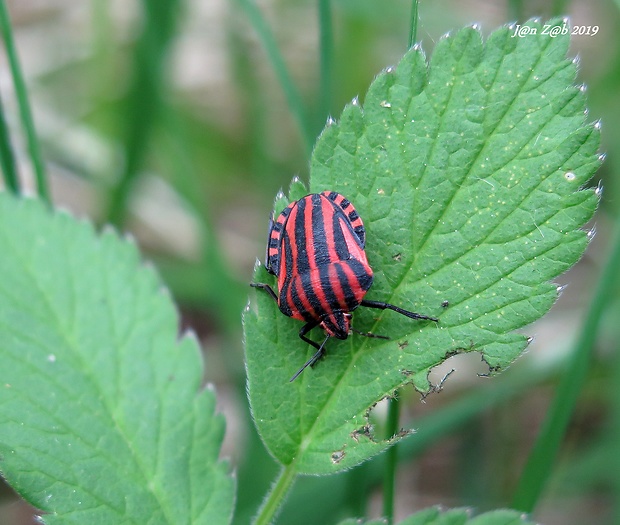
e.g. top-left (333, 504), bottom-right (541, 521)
top-left (106, 0), bottom-right (180, 226)
top-left (236, 0), bottom-right (313, 156)
top-left (408, 0), bottom-right (419, 48)
top-left (318, 0), bottom-right (333, 130)
top-left (611, 309), bottom-right (620, 524)
top-left (0, 91), bottom-right (19, 193)
top-left (0, 0), bottom-right (49, 202)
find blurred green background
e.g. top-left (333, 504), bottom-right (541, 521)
top-left (0, 1), bottom-right (619, 524)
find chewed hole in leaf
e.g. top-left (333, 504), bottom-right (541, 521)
top-left (427, 353), bottom-right (489, 391)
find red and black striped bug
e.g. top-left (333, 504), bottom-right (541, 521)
top-left (251, 191), bottom-right (438, 381)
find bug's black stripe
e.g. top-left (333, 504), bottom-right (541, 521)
top-left (347, 258), bottom-right (374, 292)
top-left (311, 194), bottom-right (330, 267)
top-left (332, 212), bottom-right (351, 261)
top-left (289, 276), bottom-right (316, 321)
top-left (279, 228), bottom-right (295, 313)
top-left (335, 262), bottom-right (362, 312)
top-left (348, 210), bottom-right (359, 223)
top-left (318, 261), bottom-right (341, 314)
top-left (354, 225), bottom-right (366, 247)
top-left (339, 197), bottom-right (351, 210)
top-left (268, 203), bottom-right (293, 274)
top-left (294, 196), bottom-right (310, 274)
top-left (299, 271), bottom-right (324, 321)
top-left (280, 274), bottom-right (313, 321)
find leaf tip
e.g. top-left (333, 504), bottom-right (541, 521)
top-left (595, 179), bottom-right (604, 197)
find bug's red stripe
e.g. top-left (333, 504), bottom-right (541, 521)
top-left (319, 200), bottom-right (348, 311)
top-left (275, 192), bottom-right (373, 324)
top-left (310, 195), bottom-right (341, 316)
top-left (337, 259), bottom-right (373, 306)
top-left (267, 203), bottom-right (293, 275)
top-left (322, 190), bottom-right (366, 247)
top-left (282, 197), bottom-right (319, 321)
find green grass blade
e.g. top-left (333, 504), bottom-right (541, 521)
top-left (612, 307), bottom-right (620, 525)
top-left (397, 507), bottom-right (538, 525)
top-left (0, 0), bottom-right (49, 202)
top-left (513, 201), bottom-right (619, 513)
top-left (156, 105), bottom-right (247, 335)
top-left (106, 0), bottom-right (180, 226)
top-left (0, 91), bottom-right (19, 193)
top-left (337, 507), bottom-right (539, 524)
top-left (408, 0), bottom-right (419, 48)
top-left (236, 0), bottom-right (313, 155)
top-left (0, 194), bottom-right (235, 524)
top-left (318, 0), bottom-right (334, 127)
top-left (508, 0), bottom-right (525, 22)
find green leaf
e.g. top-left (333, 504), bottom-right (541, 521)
top-left (245, 18), bottom-right (600, 475)
top-left (0, 194), bottom-right (234, 524)
top-left (335, 507), bottom-right (537, 525)
top-left (397, 507), bottom-right (536, 525)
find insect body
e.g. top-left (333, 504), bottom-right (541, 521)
top-left (252, 191), bottom-right (438, 381)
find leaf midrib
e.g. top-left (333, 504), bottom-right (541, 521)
top-left (292, 27), bottom-right (568, 462)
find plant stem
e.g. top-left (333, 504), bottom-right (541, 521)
top-left (253, 464), bottom-right (298, 525)
top-left (0, 0), bottom-right (49, 202)
top-left (237, 0), bottom-right (313, 156)
top-left (408, 0), bottom-right (419, 48)
top-left (512, 210), bottom-right (620, 512)
top-left (383, 395), bottom-right (400, 524)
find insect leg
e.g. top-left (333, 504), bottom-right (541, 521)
top-left (298, 320), bottom-right (321, 349)
top-left (290, 330), bottom-right (330, 382)
top-left (250, 282), bottom-right (279, 303)
top-left (289, 336), bottom-right (329, 383)
top-left (360, 299), bottom-right (439, 323)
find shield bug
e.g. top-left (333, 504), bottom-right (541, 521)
top-left (251, 191), bottom-right (438, 381)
